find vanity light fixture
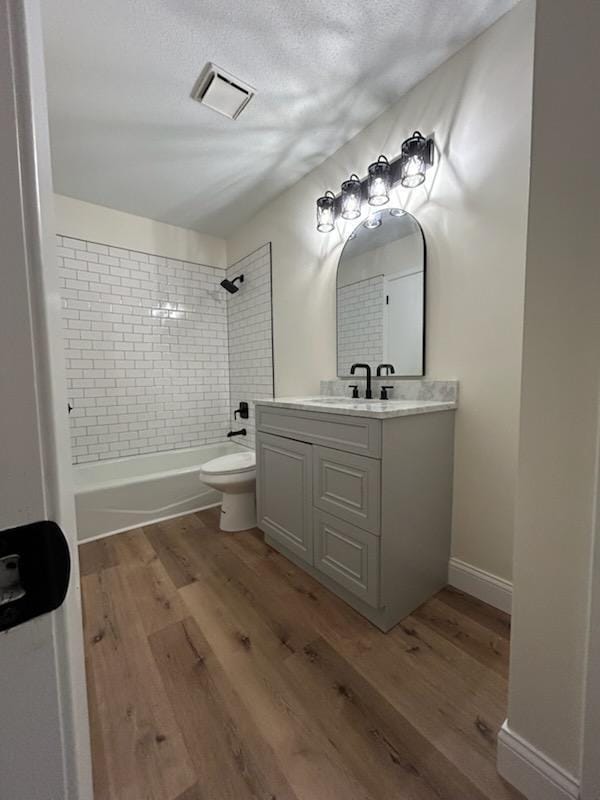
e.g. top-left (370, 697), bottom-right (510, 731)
top-left (364, 212), bottom-right (382, 230)
top-left (316, 191), bottom-right (336, 233)
top-left (367, 155), bottom-right (392, 206)
top-left (315, 130), bottom-right (434, 232)
top-left (340, 174), bottom-right (362, 220)
top-left (400, 131), bottom-right (433, 188)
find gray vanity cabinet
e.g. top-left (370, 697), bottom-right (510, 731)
top-left (256, 403), bottom-right (455, 632)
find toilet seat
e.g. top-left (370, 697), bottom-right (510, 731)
top-left (200, 450), bottom-right (255, 476)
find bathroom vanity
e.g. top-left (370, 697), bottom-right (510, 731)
top-left (255, 394), bottom-right (456, 631)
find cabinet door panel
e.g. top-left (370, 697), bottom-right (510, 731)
top-left (314, 510), bottom-right (380, 607)
top-left (313, 446), bottom-right (380, 534)
top-left (256, 433), bottom-right (313, 563)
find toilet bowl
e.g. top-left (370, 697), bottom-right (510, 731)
top-left (198, 449), bottom-right (256, 532)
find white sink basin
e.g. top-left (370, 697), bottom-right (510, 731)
top-left (313, 396), bottom-right (373, 403)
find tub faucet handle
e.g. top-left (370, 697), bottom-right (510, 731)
top-left (234, 402), bottom-right (249, 420)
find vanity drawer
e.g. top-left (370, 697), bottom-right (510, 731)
top-left (255, 405), bottom-right (381, 458)
top-left (313, 446), bottom-right (381, 534)
top-left (313, 510), bottom-right (380, 608)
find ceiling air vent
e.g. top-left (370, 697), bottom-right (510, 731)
top-left (191, 63), bottom-right (255, 120)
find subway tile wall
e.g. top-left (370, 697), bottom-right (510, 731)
top-left (58, 235), bottom-right (230, 464)
top-left (226, 244), bottom-right (274, 448)
top-left (337, 275), bottom-right (384, 375)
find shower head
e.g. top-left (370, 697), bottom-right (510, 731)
top-left (220, 274), bottom-right (244, 294)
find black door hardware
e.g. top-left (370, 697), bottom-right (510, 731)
top-left (67, 402), bottom-right (73, 414)
top-left (380, 386), bottom-right (394, 400)
top-left (234, 401), bottom-right (249, 420)
top-left (0, 520), bottom-right (70, 633)
top-left (348, 384), bottom-right (359, 399)
top-left (227, 428), bottom-right (247, 438)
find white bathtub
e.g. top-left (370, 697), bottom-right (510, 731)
top-left (73, 442), bottom-right (250, 541)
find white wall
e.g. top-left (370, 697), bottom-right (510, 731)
top-left (337, 231), bottom-right (422, 287)
top-left (502, 0), bottom-right (600, 788)
top-left (227, 0), bottom-right (535, 583)
top-left (54, 194), bottom-right (226, 267)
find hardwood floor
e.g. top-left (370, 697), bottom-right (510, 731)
top-left (80, 508), bottom-right (522, 800)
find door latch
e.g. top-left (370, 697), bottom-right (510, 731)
top-left (0, 554), bottom-right (26, 605)
top-left (0, 521), bottom-right (70, 632)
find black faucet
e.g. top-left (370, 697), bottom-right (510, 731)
top-left (227, 428), bottom-right (247, 438)
top-left (376, 363), bottom-right (396, 376)
top-left (350, 363), bottom-right (372, 399)
top-left (380, 385), bottom-right (394, 400)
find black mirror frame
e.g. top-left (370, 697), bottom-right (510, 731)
top-left (335, 210), bottom-right (427, 379)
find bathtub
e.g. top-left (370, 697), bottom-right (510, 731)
top-left (73, 442), bottom-right (250, 542)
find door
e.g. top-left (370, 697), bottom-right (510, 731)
top-left (256, 433), bottom-right (314, 563)
top-left (581, 392), bottom-right (600, 799)
top-left (384, 270), bottom-right (424, 374)
top-left (0, 2), bottom-right (92, 798)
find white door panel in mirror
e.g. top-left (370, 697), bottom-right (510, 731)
top-left (336, 209), bottom-right (425, 379)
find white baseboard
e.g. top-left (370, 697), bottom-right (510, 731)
top-left (497, 721), bottom-right (580, 800)
top-left (447, 557), bottom-right (512, 614)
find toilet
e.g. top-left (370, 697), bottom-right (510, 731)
top-left (198, 449), bottom-right (256, 532)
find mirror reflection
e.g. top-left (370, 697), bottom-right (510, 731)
top-left (336, 209), bottom-right (425, 378)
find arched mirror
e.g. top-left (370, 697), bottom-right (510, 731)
top-left (336, 209), bottom-right (425, 377)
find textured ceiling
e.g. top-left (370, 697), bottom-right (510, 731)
top-left (41, 0), bottom-right (517, 238)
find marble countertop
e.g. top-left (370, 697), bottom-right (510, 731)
top-left (254, 396), bottom-right (457, 419)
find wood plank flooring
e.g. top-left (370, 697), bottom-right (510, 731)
top-left (80, 509), bottom-right (522, 800)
